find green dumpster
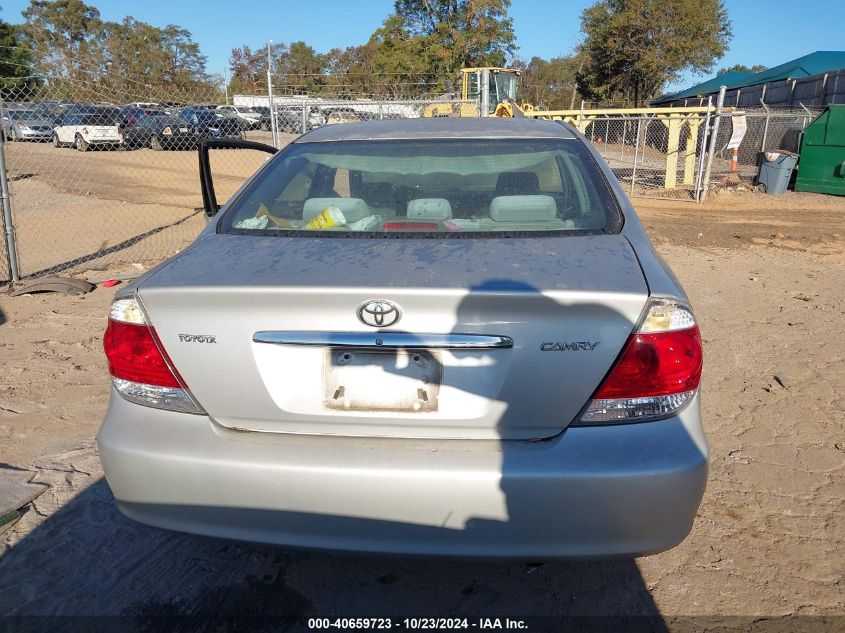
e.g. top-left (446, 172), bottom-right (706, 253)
top-left (794, 105), bottom-right (845, 196)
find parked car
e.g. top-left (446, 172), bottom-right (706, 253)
top-left (249, 106), bottom-right (274, 132)
top-left (177, 107), bottom-right (242, 139)
top-left (216, 105), bottom-right (262, 130)
top-left (122, 113), bottom-right (197, 150)
top-left (32, 100), bottom-right (75, 124)
top-left (273, 104), bottom-right (322, 134)
top-left (1, 107), bottom-right (55, 141)
top-left (119, 105), bottom-right (167, 128)
top-left (321, 107), bottom-right (367, 126)
top-left (98, 118), bottom-right (706, 559)
top-left (53, 105), bottom-right (123, 151)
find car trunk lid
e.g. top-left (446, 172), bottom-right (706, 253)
top-left (138, 233), bottom-right (648, 440)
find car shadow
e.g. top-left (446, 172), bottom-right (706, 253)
top-left (0, 478), bottom-right (666, 629)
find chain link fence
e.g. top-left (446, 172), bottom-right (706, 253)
top-left (0, 75), bottom-right (826, 286)
top-left (0, 79), bottom-right (474, 284)
top-left (570, 107), bottom-right (820, 201)
top-left (579, 114), bottom-right (709, 200)
top-left (705, 108), bottom-right (819, 190)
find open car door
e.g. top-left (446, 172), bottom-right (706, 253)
top-left (198, 138), bottom-right (278, 218)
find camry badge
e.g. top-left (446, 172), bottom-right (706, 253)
top-left (357, 300), bottom-right (401, 328)
top-left (540, 341), bottom-right (600, 351)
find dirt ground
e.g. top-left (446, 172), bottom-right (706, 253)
top-left (0, 148), bottom-right (843, 625)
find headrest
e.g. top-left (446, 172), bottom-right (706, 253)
top-left (407, 198), bottom-right (452, 220)
top-left (303, 198), bottom-right (370, 223)
top-left (489, 195), bottom-right (557, 222)
top-left (495, 172), bottom-right (540, 196)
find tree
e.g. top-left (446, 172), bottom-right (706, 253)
top-left (393, 0), bottom-right (516, 71)
top-left (0, 15), bottom-right (39, 92)
top-left (577, 0), bottom-right (732, 105)
top-left (276, 41), bottom-right (328, 94)
top-left (228, 44), bottom-right (267, 95)
top-left (717, 63), bottom-right (766, 76)
top-left (520, 55), bottom-right (582, 109)
top-left (101, 18), bottom-right (209, 95)
top-left (368, 14), bottom-right (438, 96)
top-left (324, 43), bottom-right (377, 97)
top-left (22, 0), bottom-right (104, 80)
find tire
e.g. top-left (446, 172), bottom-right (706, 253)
top-left (259, 121), bottom-right (269, 132)
top-left (52, 133), bottom-right (61, 148)
top-left (757, 183), bottom-right (767, 194)
top-left (150, 134), bottom-right (163, 151)
top-left (8, 129), bottom-right (17, 142)
top-left (75, 134), bottom-right (89, 152)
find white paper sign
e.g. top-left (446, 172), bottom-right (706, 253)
top-left (727, 115), bottom-right (747, 149)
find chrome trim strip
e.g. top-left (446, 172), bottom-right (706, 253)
top-left (253, 331), bottom-right (513, 349)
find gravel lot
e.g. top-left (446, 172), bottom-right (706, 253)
top-left (0, 141), bottom-right (843, 628)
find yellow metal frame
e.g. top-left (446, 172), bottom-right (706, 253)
top-left (460, 67), bottom-right (520, 102)
top-left (526, 106), bottom-right (721, 190)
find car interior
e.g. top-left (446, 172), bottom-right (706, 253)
top-left (229, 142), bottom-right (614, 233)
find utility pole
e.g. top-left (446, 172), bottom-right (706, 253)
top-left (223, 67), bottom-right (229, 105)
top-left (267, 41), bottom-right (278, 148)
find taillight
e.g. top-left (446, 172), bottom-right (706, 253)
top-left (103, 297), bottom-right (204, 414)
top-left (577, 300), bottom-right (702, 425)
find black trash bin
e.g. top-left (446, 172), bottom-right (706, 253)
top-left (755, 151), bottom-right (798, 195)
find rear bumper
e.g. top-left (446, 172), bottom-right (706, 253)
top-left (98, 392), bottom-right (708, 559)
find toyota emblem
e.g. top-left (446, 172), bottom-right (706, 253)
top-left (357, 300), bottom-right (401, 328)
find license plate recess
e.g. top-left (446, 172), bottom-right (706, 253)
top-left (323, 348), bottom-right (441, 412)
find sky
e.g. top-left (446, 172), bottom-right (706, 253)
top-left (1, 0), bottom-right (843, 92)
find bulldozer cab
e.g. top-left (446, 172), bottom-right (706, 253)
top-left (461, 68), bottom-right (519, 115)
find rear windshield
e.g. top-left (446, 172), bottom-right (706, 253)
top-left (221, 138), bottom-right (622, 237)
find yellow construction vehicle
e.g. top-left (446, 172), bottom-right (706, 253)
top-left (424, 67), bottom-right (532, 118)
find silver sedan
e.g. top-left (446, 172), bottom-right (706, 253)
top-left (98, 118), bottom-right (707, 558)
top-left (1, 108), bottom-right (55, 141)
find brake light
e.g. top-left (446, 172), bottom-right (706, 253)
top-left (104, 320), bottom-right (180, 387)
top-left (577, 301), bottom-right (702, 424)
top-left (103, 298), bottom-right (204, 414)
top-left (384, 222), bottom-right (439, 231)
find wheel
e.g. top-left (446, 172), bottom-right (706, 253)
top-left (8, 129), bottom-right (17, 142)
top-left (259, 121), bottom-right (269, 132)
top-left (52, 133), bottom-right (61, 148)
top-left (757, 183), bottom-right (767, 194)
top-left (75, 134), bottom-right (89, 152)
top-left (149, 134), bottom-right (163, 151)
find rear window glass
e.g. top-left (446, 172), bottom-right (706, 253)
top-left (220, 138), bottom-right (622, 237)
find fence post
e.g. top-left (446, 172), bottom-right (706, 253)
top-left (0, 132), bottom-right (19, 282)
top-left (694, 96), bottom-right (713, 202)
top-left (301, 103), bottom-right (308, 136)
top-left (631, 118), bottom-right (641, 195)
top-left (760, 99), bottom-right (770, 151)
top-left (266, 41), bottom-right (279, 148)
top-left (699, 86), bottom-right (726, 204)
top-left (693, 97), bottom-right (713, 202)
